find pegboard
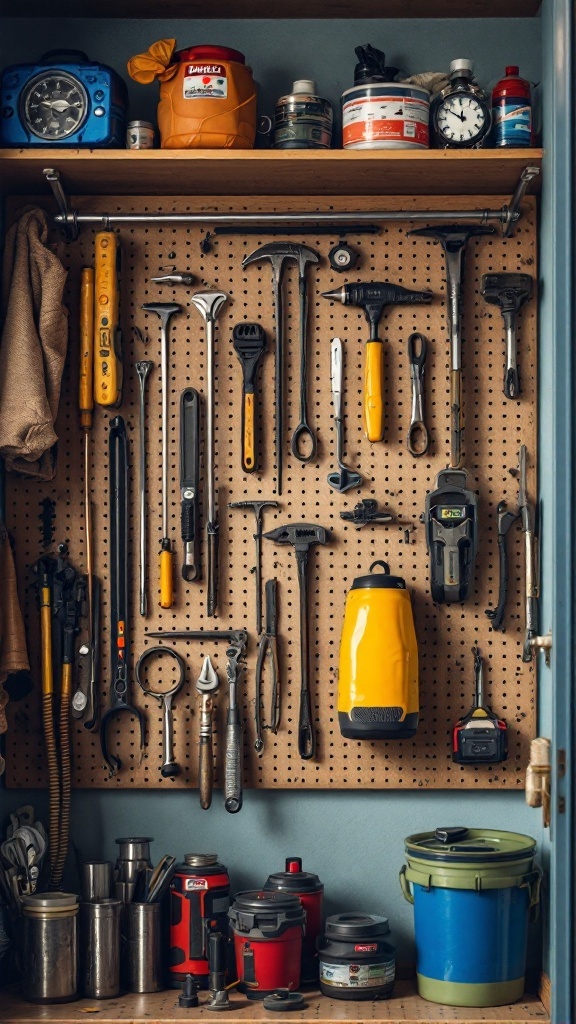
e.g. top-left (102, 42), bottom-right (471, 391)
top-left (5, 193), bottom-right (537, 791)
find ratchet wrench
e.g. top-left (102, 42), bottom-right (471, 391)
top-left (407, 332), bottom-right (429, 457)
top-left (135, 646), bottom-right (186, 778)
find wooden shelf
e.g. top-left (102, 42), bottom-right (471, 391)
top-left (0, 149), bottom-right (543, 199)
top-left (3, 0), bottom-right (542, 18)
top-left (0, 981), bottom-right (550, 1024)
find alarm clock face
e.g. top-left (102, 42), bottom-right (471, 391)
top-left (435, 93), bottom-right (489, 146)
top-left (21, 71), bottom-right (88, 140)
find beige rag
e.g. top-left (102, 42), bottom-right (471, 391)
top-left (0, 206), bottom-right (69, 480)
top-left (0, 523), bottom-right (30, 776)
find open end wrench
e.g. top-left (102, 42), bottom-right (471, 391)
top-left (407, 332), bottom-right (430, 457)
top-left (327, 337), bottom-right (362, 492)
top-left (196, 656), bottom-right (220, 809)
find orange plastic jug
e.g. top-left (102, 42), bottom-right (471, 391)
top-left (158, 45), bottom-right (257, 149)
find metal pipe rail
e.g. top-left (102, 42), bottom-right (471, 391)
top-left (43, 165), bottom-right (540, 240)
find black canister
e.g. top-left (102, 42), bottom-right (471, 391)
top-left (263, 857), bottom-right (324, 983)
top-left (317, 913), bottom-right (395, 1000)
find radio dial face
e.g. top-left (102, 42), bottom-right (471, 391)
top-left (22, 71), bottom-right (89, 140)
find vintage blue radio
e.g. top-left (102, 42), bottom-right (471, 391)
top-left (0, 50), bottom-right (127, 147)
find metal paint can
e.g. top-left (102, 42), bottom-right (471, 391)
top-left (342, 83), bottom-right (430, 150)
top-left (274, 80), bottom-right (333, 150)
top-left (126, 120), bottom-right (155, 149)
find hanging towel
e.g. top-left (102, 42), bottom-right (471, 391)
top-left (0, 206), bottom-right (68, 480)
top-left (0, 523), bottom-right (30, 777)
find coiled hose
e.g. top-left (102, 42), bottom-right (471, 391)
top-left (42, 692), bottom-right (61, 887)
top-left (52, 686), bottom-right (71, 888)
top-left (40, 577), bottom-right (62, 889)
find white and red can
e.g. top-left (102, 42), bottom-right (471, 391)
top-left (342, 83), bottom-right (430, 150)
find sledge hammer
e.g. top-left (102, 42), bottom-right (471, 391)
top-left (481, 273), bottom-right (533, 399)
top-left (263, 523), bottom-right (329, 761)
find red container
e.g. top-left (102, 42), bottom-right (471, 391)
top-left (491, 66), bottom-right (533, 147)
top-left (169, 854), bottom-right (230, 988)
top-left (228, 891), bottom-right (305, 999)
top-left (264, 857), bottom-right (324, 983)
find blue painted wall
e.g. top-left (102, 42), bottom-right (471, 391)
top-left (0, 14), bottom-right (546, 968)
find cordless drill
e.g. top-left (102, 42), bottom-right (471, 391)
top-left (322, 282), bottom-right (432, 442)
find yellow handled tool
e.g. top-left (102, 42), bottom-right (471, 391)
top-left (232, 322), bottom-right (267, 474)
top-left (79, 268), bottom-right (94, 428)
top-left (321, 283), bottom-right (433, 443)
top-left (364, 339), bottom-right (385, 442)
top-left (94, 231), bottom-right (122, 407)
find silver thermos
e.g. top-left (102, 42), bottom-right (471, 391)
top-left (22, 893), bottom-right (79, 1003)
top-left (80, 899), bottom-right (122, 998)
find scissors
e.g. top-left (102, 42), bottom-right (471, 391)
top-left (136, 647), bottom-right (186, 778)
top-left (407, 332), bottom-right (430, 457)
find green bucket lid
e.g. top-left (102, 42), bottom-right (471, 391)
top-left (405, 827), bottom-right (537, 864)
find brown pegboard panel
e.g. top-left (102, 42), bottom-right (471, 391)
top-left (4, 193), bottom-right (537, 791)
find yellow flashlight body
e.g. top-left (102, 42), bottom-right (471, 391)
top-left (338, 561), bottom-right (419, 739)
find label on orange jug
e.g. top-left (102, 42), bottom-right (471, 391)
top-left (184, 64), bottom-right (228, 100)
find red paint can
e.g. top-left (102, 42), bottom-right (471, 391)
top-left (228, 891), bottom-right (305, 999)
top-left (264, 857), bottom-right (324, 982)
top-left (169, 854), bottom-right (230, 988)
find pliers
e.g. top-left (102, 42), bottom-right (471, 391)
top-left (254, 579), bottom-right (280, 753)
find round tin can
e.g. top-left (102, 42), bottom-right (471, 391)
top-left (126, 121), bottom-right (155, 150)
top-left (274, 80), bottom-right (333, 150)
top-left (342, 83), bottom-right (430, 150)
top-left (317, 913), bottom-right (395, 1001)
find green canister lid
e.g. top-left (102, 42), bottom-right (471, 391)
top-left (405, 827), bottom-right (537, 863)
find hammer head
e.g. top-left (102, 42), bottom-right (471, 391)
top-left (408, 224), bottom-right (495, 253)
top-left (141, 301), bottom-right (182, 323)
top-left (481, 273), bottom-right (533, 315)
top-left (264, 522), bottom-right (328, 552)
top-left (242, 241), bottom-right (319, 274)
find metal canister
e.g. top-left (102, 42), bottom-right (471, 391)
top-left (127, 901), bottom-right (163, 993)
top-left (126, 120), bottom-right (155, 149)
top-left (342, 81), bottom-right (430, 149)
top-left (273, 80), bottom-right (333, 150)
top-left (22, 893), bottom-right (79, 1003)
top-left (80, 860), bottom-right (112, 901)
top-left (80, 899), bottom-right (122, 999)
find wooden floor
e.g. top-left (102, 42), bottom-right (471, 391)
top-left (0, 982), bottom-right (550, 1024)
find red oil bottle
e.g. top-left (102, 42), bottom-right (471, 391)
top-left (492, 66), bottom-right (533, 147)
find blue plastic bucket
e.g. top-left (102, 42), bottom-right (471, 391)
top-left (400, 827), bottom-right (541, 1006)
